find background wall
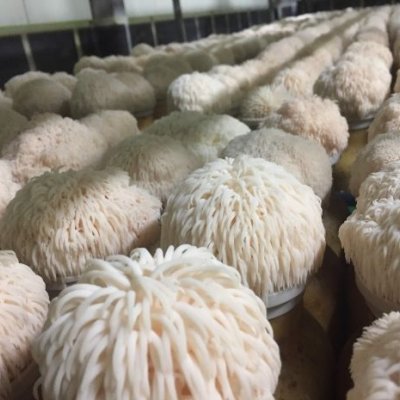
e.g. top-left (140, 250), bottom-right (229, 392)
top-left (124, 0), bottom-right (268, 17)
top-left (182, 0), bottom-right (270, 13)
top-left (0, 0), bottom-right (92, 26)
top-left (125, 0), bottom-right (174, 18)
top-left (0, 0), bottom-right (271, 26)
top-left (0, 0), bottom-right (291, 86)
top-left (0, 0), bottom-right (389, 86)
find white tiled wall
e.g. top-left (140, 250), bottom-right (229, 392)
top-left (180, 0), bottom-right (223, 14)
top-left (0, 0), bottom-right (28, 26)
top-left (180, 0), bottom-right (268, 14)
top-left (0, 0), bottom-right (267, 26)
top-left (24, 0), bottom-right (92, 24)
top-left (228, 0), bottom-right (270, 10)
top-left (124, 0), bottom-right (174, 17)
top-left (124, 0), bottom-right (268, 17)
top-left (0, 0), bottom-right (92, 26)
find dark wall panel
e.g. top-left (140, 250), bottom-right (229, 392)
top-left (79, 25), bottom-right (130, 57)
top-left (130, 23), bottom-right (154, 46)
top-left (214, 14), bottom-right (228, 34)
top-left (29, 30), bottom-right (78, 73)
top-left (92, 25), bottom-right (130, 56)
top-left (250, 10), bottom-right (260, 25)
top-left (228, 13), bottom-right (240, 32)
top-left (313, 0), bottom-right (331, 11)
top-left (198, 16), bottom-right (213, 37)
top-left (156, 20), bottom-right (180, 44)
top-left (0, 35), bottom-right (29, 87)
top-left (240, 12), bottom-right (250, 29)
top-left (79, 27), bottom-right (100, 56)
top-left (184, 18), bottom-right (198, 41)
top-left (258, 9), bottom-right (269, 23)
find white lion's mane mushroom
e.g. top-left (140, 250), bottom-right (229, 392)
top-left (145, 111), bottom-right (250, 163)
top-left (271, 55), bottom-right (326, 97)
top-left (1, 114), bottom-right (108, 184)
top-left (368, 94), bottom-right (400, 142)
top-left (167, 72), bottom-right (231, 114)
top-left (239, 85), bottom-right (293, 121)
top-left (208, 73), bottom-right (243, 110)
top-left (105, 134), bottom-right (201, 202)
top-left (80, 110), bottom-right (140, 149)
top-left (314, 58), bottom-right (391, 122)
top-left (222, 128), bottom-right (332, 201)
top-left (12, 78), bottom-right (71, 118)
top-left (32, 245), bottom-right (281, 400)
top-left (209, 65), bottom-right (252, 91)
top-left (131, 42), bottom-right (156, 57)
top-left (0, 251), bottom-right (49, 398)
top-left (70, 69), bottom-right (136, 118)
top-left (144, 110), bottom-right (204, 139)
top-left (349, 132), bottom-right (400, 197)
top-left (262, 95), bottom-right (349, 163)
top-left (339, 185), bottom-right (400, 306)
top-left (343, 41), bottom-right (393, 69)
top-left (0, 90), bottom-right (12, 109)
top-left (394, 69), bottom-right (400, 93)
top-left (240, 59), bottom-right (266, 86)
top-left (51, 72), bottom-right (77, 93)
top-left (354, 26), bottom-right (389, 47)
top-left (161, 156), bottom-right (326, 303)
top-left (143, 54), bottom-right (193, 100)
top-left (0, 160), bottom-right (21, 220)
top-left (0, 107), bottom-right (28, 151)
top-left (272, 69), bottom-right (315, 97)
top-left (347, 312), bottom-right (400, 400)
top-left (73, 56), bottom-right (107, 74)
top-left (355, 161), bottom-right (400, 214)
top-left (111, 72), bottom-right (156, 117)
top-left (0, 168), bottom-right (162, 284)
top-left (183, 49), bottom-right (217, 72)
top-left (232, 37), bottom-right (260, 61)
top-left (210, 45), bottom-right (236, 65)
top-left (144, 53), bottom-right (192, 76)
top-left (4, 71), bottom-right (51, 98)
top-left (224, 41), bottom-right (242, 64)
top-left (144, 64), bottom-right (183, 100)
top-left (102, 55), bottom-right (142, 74)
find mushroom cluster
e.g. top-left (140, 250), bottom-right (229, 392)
top-left (347, 312), bottom-right (400, 399)
top-left (33, 245), bottom-right (281, 400)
